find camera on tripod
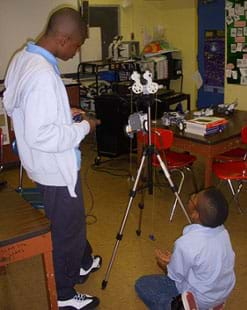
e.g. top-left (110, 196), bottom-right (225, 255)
top-left (125, 112), bottom-right (148, 138)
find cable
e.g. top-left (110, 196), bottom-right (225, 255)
top-left (128, 90), bottom-right (135, 181)
top-left (83, 136), bottom-right (135, 225)
top-left (149, 93), bottom-right (159, 241)
top-left (82, 138), bottom-right (98, 225)
top-left (83, 162), bottom-right (97, 225)
top-left (91, 155), bottom-right (132, 177)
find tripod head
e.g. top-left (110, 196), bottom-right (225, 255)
top-left (130, 70), bottom-right (160, 96)
top-left (126, 71), bottom-right (161, 138)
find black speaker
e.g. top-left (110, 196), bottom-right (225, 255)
top-left (95, 94), bottom-right (131, 157)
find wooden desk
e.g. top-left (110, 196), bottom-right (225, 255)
top-left (161, 110), bottom-right (247, 187)
top-left (0, 189), bottom-right (57, 309)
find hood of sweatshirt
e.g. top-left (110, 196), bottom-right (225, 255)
top-left (3, 49), bottom-right (53, 116)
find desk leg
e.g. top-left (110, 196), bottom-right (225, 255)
top-left (204, 157), bottom-right (213, 188)
top-left (43, 251), bottom-right (58, 310)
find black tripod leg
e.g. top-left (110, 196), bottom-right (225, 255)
top-left (155, 153), bottom-right (191, 224)
top-left (136, 153), bottom-right (149, 236)
top-left (136, 186), bottom-right (145, 236)
top-left (137, 145), bottom-right (154, 236)
top-left (102, 152), bottom-right (147, 289)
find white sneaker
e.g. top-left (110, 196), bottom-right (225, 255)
top-left (80, 255), bottom-right (102, 277)
top-left (58, 293), bottom-right (99, 309)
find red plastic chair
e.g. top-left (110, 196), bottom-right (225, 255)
top-left (181, 291), bottom-right (225, 310)
top-left (214, 126), bottom-right (247, 162)
top-left (138, 128), bottom-right (197, 222)
top-left (213, 126), bottom-right (247, 212)
top-left (209, 302), bottom-right (225, 310)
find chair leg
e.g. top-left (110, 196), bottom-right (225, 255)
top-left (0, 134), bottom-right (7, 187)
top-left (19, 164), bottom-right (23, 191)
top-left (185, 166), bottom-right (198, 193)
top-left (227, 180), bottom-right (243, 213)
top-left (169, 169), bottom-right (185, 222)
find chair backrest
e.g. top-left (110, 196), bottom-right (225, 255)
top-left (241, 125), bottom-right (247, 144)
top-left (137, 128), bottom-right (174, 150)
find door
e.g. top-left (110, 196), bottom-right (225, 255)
top-left (197, 0), bottom-right (225, 108)
top-left (89, 6), bottom-right (119, 60)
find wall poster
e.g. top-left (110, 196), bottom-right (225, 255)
top-left (204, 30), bottom-right (225, 93)
top-left (226, 0), bottom-right (247, 85)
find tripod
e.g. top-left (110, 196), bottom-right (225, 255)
top-left (101, 71), bottom-right (191, 289)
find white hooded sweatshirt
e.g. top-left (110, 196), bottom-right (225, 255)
top-left (3, 48), bottom-right (90, 197)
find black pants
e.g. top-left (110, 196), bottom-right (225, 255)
top-left (37, 173), bottom-right (93, 300)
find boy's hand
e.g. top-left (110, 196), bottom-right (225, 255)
top-left (71, 108), bottom-right (85, 122)
top-left (82, 112), bottom-right (101, 133)
top-left (155, 249), bottom-right (172, 271)
top-left (71, 107), bottom-right (85, 116)
top-left (71, 108), bottom-right (101, 132)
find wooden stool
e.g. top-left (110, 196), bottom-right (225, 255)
top-left (0, 189), bottom-right (58, 309)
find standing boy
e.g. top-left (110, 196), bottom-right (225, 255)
top-left (4, 7), bottom-right (101, 309)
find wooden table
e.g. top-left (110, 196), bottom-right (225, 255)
top-left (163, 110), bottom-right (247, 187)
top-left (0, 189), bottom-right (57, 309)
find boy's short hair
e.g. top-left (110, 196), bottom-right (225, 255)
top-left (197, 187), bottom-right (229, 228)
top-left (45, 7), bottom-right (85, 38)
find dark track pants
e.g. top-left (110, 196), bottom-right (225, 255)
top-left (37, 173), bottom-right (93, 300)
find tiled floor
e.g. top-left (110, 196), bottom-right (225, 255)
top-left (0, 139), bottom-right (246, 309)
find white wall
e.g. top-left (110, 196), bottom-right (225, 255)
top-left (0, 0), bottom-right (197, 108)
top-left (0, 0), bottom-right (79, 79)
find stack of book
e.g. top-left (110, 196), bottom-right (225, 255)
top-left (185, 116), bottom-right (228, 136)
